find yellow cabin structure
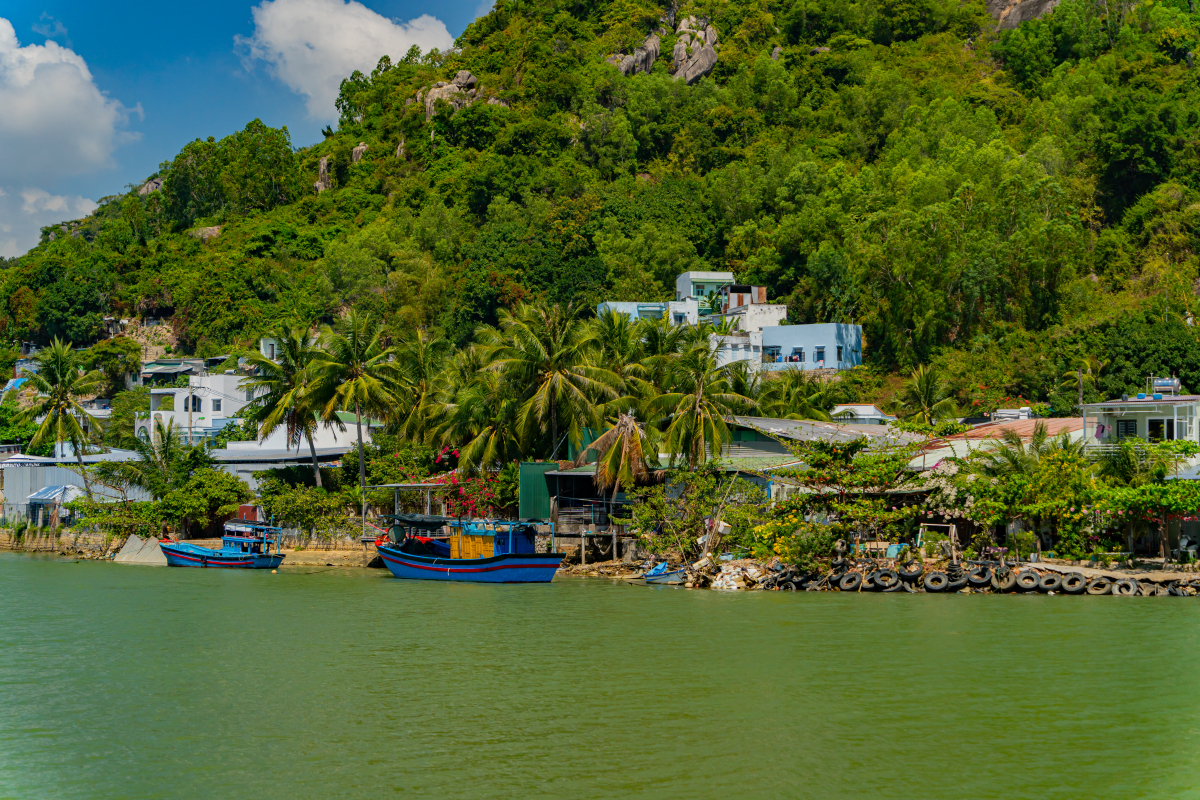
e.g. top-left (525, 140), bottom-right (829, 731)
top-left (450, 531), bottom-right (494, 559)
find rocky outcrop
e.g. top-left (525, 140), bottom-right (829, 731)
top-left (313, 156), bottom-right (331, 193)
top-left (988, 0), bottom-right (1062, 29)
top-left (423, 71), bottom-right (478, 120)
top-left (607, 32), bottom-right (662, 76)
top-left (352, 142), bottom-right (369, 162)
top-left (138, 177), bottom-right (163, 196)
top-left (486, 96), bottom-right (510, 108)
top-left (395, 139), bottom-right (406, 159)
top-left (188, 226), bottom-right (221, 243)
top-left (809, 46), bottom-right (831, 55)
top-left (673, 16), bottom-right (719, 84)
top-left (772, 45), bottom-right (782, 61)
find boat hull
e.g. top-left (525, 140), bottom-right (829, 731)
top-left (160, 543), bottom-right (285, 569)
top-left (644, 569), bottom-right (686, 585)
top-left (377, 545), bottom-right (564, 583)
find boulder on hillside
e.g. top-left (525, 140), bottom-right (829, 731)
top-left (772, 45), bottom-right (782, 60)
top-left (424, 82), bottom-right (470, 120)
top-left (673, 18), bottom-right (719, 84)
top-left (188, 226), bottom-right (221, 243)
top-left (395, 139), bottom-right (406, 159)
top-left (352, 142), bottom-right (369, 162)
top-left (138, 178), bottom-right (163, 196)
top-left (988, 0), bottom-right (1062, 29)
top-left (809, 46), bottom-right (831, 55)
top-left (452, 70), bottom-right (478, 89)
top-left (486, 96), bottom-right (510, 108)
top-left (313, 156), bottom-right (331, 193)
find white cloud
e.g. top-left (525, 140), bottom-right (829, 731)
top-left (0, 18), bottom-right (137, 185)
top-left (0, 18), bottom-right (135, 256)
top-left (238, 0), bottom-right (453, 119)
top-left (0, 189), bottom-right (97, 257)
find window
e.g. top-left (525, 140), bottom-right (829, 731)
top-left (1148, 419), bottom-right (1176, 441)
top-left (189, 395), bottom-right (201, 412)
top-left (816, 347), bottom-right (825, 364)
top-left (212, 399), bottom-right (222, 413)
top-left (837, 346), bottom-right (844, 361)
top-left (268, 343), bottom-right (276, 360)
top-left (1116, 419), bottom-right (1137, 439)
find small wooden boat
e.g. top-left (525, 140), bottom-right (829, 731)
top-left (160, 521), bottom-right (285, 569)
top-left (643, 562), bottom-right (687, 585)
top-left (376, 517), bottom-right (563, 584)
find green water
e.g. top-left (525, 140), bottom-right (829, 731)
top-left (3, 553), bottom-right (1200, 799)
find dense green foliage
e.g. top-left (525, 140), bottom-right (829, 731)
top-left (7, 0), bottom-right (1200, 413)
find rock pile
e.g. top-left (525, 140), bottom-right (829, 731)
top-left (313, 156), bottom-right (331, 193)
top-left (673, 15), bottom-right (719, 84)
top-left (421, 70), bottom-right (480, 120)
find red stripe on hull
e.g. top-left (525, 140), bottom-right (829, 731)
top-left (378, 553), bottom-right (558, 574)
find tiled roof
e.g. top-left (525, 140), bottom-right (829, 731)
top-left (938, 417), bottom-right (1083, 443)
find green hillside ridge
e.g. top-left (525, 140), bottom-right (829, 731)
top-left (5, 0), bottom-right (1200, 416)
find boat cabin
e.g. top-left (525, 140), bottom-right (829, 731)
top-left (221, 521), bottom-right (282, 554)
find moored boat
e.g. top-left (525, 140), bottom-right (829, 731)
top-left (160, 521), bottom-right (285, 569)
top-left (376, 517), bottom-right (563, 583)
top-left (643, 562), bottom-right (687, 585)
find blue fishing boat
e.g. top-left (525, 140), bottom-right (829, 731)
top-left (376, 515), bottom-right (564, 584)
top-left (160, 521), bottom-right (285, 569)
top-left (643, 561), bottom-right (687, 585)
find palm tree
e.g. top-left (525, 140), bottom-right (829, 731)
top-left (889, 364), bottom-right (957, 424)
top-left (572, 410), bottom-right (658, 511)
top-left (484, 301), bottom-right (618, 459)
top-left (1061, 355), bottom-right (1107, 409)
top-left (759, 368), bottom-right (834, 421)
top-left (240, 325), bottom-right (326, 487)
top-left (590, 306), bottom-right (651, 396)
top-left (120, 418), bottom-right (214, 500)
top-left (650, 338), bottom-right (755, 468)
top-left (311, 310), bottom-right (404, 501)
top-left (392, 329), bottom-right (451, 444)
top-left (18, 338), bottom-right (104, 498)
top-left (437, 370), bottom-right (525, 471)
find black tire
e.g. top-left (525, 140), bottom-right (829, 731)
top-left (903, 581), bottom-right (919, 593)
top-left (923, 572), bottom-right (949, 593)
top-left (831, 557), bottom-right (847, 569)
top-left (898, 562), bottom-right (924, 582)
top-left (875, 568), bottom-right (899, 590)
top-left (947, 577), bottom-right (969, 592)
top-left (968, 566), bottom-right (993, 587)
top-left (862, 571), bottom-right (879, 591)
top-left (1137, 581), bottom-right (1155, 596)
top-left (780, 581), bottom-right (798, 591)
top-left (1086, 578), bottom-right (1113, 595)
top-left (1061, 573), bottom-right (1087, 594)
top-left (1015, 570), bottom-right (1040, 592)
top-left (838, 572), bottom-right (863, 591)
top-left (1037, 574), bottom-right (1062, 593)
top-left (992, 570), bottom-right (1017, 593)
top-left (1169, 583), bottom-right (1188, 597)
top-left (1113, 578), bottom-right (1137, 596)
top-left (882, 580), bottom-right (904, 592)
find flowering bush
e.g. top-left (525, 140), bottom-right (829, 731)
top-left (749, 517), bottom-right (835, 572)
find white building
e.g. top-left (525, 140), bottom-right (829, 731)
top-left (596, 300), bottom-right (699, 325)
top-left (675, 271), bottom-right (735, 302)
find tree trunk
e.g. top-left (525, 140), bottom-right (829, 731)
top-left (550, 402), bottom-right (558, 460)
top-left (306, 431), bottom-right (323, 489)
top-left (75, 443), bottom-right (94, 502)
top-left (355, 402), bottom-right (367, 538)
top-left (355, 403), bottom-right (366, 493)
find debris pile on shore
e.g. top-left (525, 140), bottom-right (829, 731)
top-left (624, 556), bottom-right (1200, 595)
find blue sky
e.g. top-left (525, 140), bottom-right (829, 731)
top-left (0, 0), bottom-right (484, 256)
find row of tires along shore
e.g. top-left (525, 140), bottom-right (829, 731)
top-left (760, 561), bottom-right (1199, 596)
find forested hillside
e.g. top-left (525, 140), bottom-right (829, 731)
top-left (5, 0), bottom-right (1200, 412)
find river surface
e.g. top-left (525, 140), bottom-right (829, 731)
top-left (3, 552), bottom-right (1200, 799)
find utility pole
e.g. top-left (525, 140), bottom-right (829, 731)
top-left (187, 379), bottom-right (194, 445)
top-left (1078, 366), bottom-right (1084, 410)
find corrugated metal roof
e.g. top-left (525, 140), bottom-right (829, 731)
top-left (937, 418), bottom-right (1083, 443)
top-left (727, 415), bottom-right (922, 446)
top-left (27, 485), bottom-right (84, 502)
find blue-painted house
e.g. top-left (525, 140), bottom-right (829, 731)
top-left (761, 323), bottom-right (862, 371)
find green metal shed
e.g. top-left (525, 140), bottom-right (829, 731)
top-left (518, 462), bottom-right (559, 520)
